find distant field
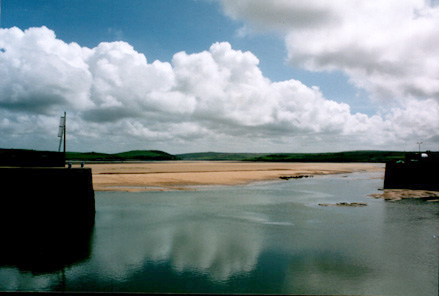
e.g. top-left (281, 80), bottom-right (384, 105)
top-left (66, 150), bottom-right (177, 161)
top-left (2, 148), bottom-right (436, 163)
top-left (245, 151), bottom-right (410, 163)
top-left (175, 152), bottom-right (268, 161)
top-left (176, 151), bottom-right (416, 162)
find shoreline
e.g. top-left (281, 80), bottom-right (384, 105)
top-left (86, 161), bottom-right (385, 192)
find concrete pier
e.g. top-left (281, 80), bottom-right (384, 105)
top-left (384, 159), bottom-right (438, 191)
top-left (0, 167), bottom-right (95, 229)
top-left (0, 167), bottom-right (95, 273)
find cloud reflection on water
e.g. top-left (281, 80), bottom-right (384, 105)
top-left (88, 199), bottom-right (264, 282)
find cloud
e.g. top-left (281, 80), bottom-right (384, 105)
top-left (0, 26), bottom-right (438, 153)
top-left (0, 27), bottom-right (93, 115)
top-left (220, 0), bottom-right (439, 103)
top-left (220, 0), bottom-right (339, 31)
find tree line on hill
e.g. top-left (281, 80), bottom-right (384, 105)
top-left (1, 148), bottom-right (437, 164)
top-left (64, 150), bottom-right (439, 162)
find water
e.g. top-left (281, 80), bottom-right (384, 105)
top-left (0, 172), bottom-right (438, 295)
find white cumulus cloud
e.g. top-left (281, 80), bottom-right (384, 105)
top-left (220, 0), bottom-right (439, 103)
top-left (0, 26), bottom-right (437, 153)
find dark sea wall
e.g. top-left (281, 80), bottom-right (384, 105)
top-left (0, 167), bottom-right (95, 273)
top-left (0, 167), bottom-right (95, 227)
top-left (384, 160), bottom-right (438, 191)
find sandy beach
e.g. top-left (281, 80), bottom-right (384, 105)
top-left (87, 161), bottom-right (384, 192)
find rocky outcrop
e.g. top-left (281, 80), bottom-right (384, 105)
top-left (280, 175), bottom-right (313, 180)
top-left (318, 202), bottom-right (367, 207)
top-left (369, 189), bottom-right (439, 201)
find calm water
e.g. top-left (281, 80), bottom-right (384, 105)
top-left (0, 171), bottom-right (438, 295)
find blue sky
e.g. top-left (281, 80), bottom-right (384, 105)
top-left (0, 0), bottom-right (438, 153)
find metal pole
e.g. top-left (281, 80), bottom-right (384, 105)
top-left (417, 142), bottom-right (422, 153)
top-left (58, 114), bottom-right (64, 152)
top-left (63, 111), bottom-right (66, 157)
top-left (58, 131), bottom-right (63, 152)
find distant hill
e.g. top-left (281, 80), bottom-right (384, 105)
top-left (245, 150), bottom-right (409, 162)
top-left (66, 150), bottom-right (177, 161)
top-left (66, 151), bottom-right (121, 161)
top-left (4, 148), bottom-right (436, 163)
top-left (177, 150), bottom-right (419, 162)
top-left (112, 150), bottom-right (178, 161)
top-left (176, 152), bottom-right (269, 161)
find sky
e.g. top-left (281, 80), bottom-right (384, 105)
top-left (0, 0), bottom-right (438, 154)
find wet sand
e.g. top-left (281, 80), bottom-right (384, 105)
top-left (87, 161), bottom-right (384, 192)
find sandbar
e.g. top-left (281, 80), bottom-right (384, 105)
top-left (86, 161), bottom-right (384, 192)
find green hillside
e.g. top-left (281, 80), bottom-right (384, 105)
top-left (66, 150), bottom-right (177, 161)
top-left (176, 152), bottom-right (268, 161)
top-left (65, 151), bottom-right (121, 161)
top-left (246, 151), bottom-right (408, 162)
top-left (177, 150), bottom-right (416, 162)
top-left (112, 150), bottom-right (178, 160)
top-left (5, 148), bottom-right (435, 163)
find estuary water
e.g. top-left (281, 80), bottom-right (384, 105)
top-left (0, 171), bottom-right (438, 295)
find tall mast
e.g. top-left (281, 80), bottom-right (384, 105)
top-left (58, 112), bottom-right (66, 153)
top-left (63, 111), bottom-right (66, 154)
